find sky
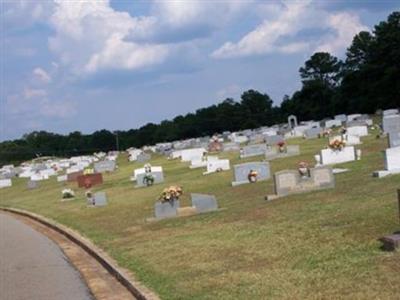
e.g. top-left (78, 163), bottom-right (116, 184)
top-left (1, 0), bottom-right (399, 141)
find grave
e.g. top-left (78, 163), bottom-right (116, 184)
top-left (383, 109), bottom-right (399, 116)
top-left (232, 162), bottom-right (271, 186)
top-left (265, 145), bottom-right (300, 161)
top-left (379, 234), bottom-right (400, 251)
top-left (181, 148), bottom-right (207, 162)
top-left (240, 144), bottom-right (267, 158)
top-left (373, 146), bottom-right (400, 178)
top-left (87, 192), bottom-right (108, 207)
top-left (77, 173), bottom-right (103, 188)
top-left (334, 114), bottom-right (347, 122)
top-left (67, 171), bottom-right (83, 182)
top-left (94, 160), bottom-right (116, 173)
top-left (135, 170), bottom-right (164, 187)
top-left (265, 135), bottom-right (284, 146)
top-left (191, 194), bottom-right (218, 213)
top-left (318, 146), bottom-right (357, 165)
top-left (137, 152), bottom-right (151, 163)
top-left (304, 127), bottom-right (322, 139)
top-left (347, 125), bottom-right (368, 137)
top-left (383, 114), bottom-right (400, 133)
top-left (266, 166), bottom-right (335, 200)
top-left (0, 179), bottom-right (12, 189)
top-left (325, 119), bottom-right (342, 128)
top-left (57, 175), bottom-right (68, 182)
top-left (154, 200), bottom-right (180, 219)
top-left (222, 142), bottom-right (240, 152)
top-left (203, 159), bottom-right (230, 175)
top-left (388, 131), bottom-right (400, 148)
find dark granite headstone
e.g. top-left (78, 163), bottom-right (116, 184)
top-left (77, 173), bottom-right (103, 188)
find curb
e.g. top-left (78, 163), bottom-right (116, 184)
top-left (0, 207), bottom-right (160, 300)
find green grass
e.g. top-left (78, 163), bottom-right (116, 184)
top-left (1, 128), bottom-right (400, 299)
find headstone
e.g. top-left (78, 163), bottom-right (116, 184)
top-left (137, 152), bottom-right (151, 163)
top-left (274, 170), bottom-right (300, 196)
top-left (334, 114), bottom-right (347, 122)
top-left (304, 127), bottom-right (322, 139)
top-left (57, 175), bottom-right (68, 182)
top-left (265, 135), bottom-right (284, 146)
top-left (135, 171), bottom-right (164, 187)
top-left (383, 115), bottom-right (400, 133)
top-left (0, 179), bottom-right (12, 189)
top-left (347, 125), bottom-right (368, 137)
top-left (154, 200), bottom-right (180, 219)
top-left (88, 192), bottom-right (107, 206)
top-left (240, 144), bottom-right (267, 158)
top-left (94, 160), bottom-right (116, 173)
top-left (77, 173), bottom-right (103, 188)
top-left (67, 171), bottom-right (83, 182)
top-left (268, 166), bottom-right (334, 199)
top-left (203, 159), bottom-right (230, 174)
top-left (373, 146), bottom-right (400, 177)
top-left (320, 146), bottom-right (356, 165)
top-left (383, 109), bottom-right (399, 116)
top-left (388, 132), bottom-right (400, 148)
top-left (232, 162), bottom-right (271, 186)
top-left (265, 145), bottom-right (300, 161)
top-left (325, 119), bottom-right (342, 128)
top-left (191, 194), bottom-right (218, 213)
top-left (379, 234), bottom-right (400, 251)
top-left (222, 142), bottom-right (240, 152)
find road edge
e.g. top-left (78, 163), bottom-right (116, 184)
top-left (0, 207), bottom-right (160, 300)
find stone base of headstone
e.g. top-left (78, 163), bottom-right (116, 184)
top-left (373, 169), bottom-right (400, 178)
top-left (379, 234), bottom-right (400, 251)
top-left (177, 207), bottom-right (198, 217)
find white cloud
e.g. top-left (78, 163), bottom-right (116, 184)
top-left (212, 0), bottom-right (313, 59)
top-left (33, 68), bottom-right (52, 83)
top-left (212, 0), bottom-right (369, 59)
top-left (316, 12), bottom-right (369, 54)
top-left (48, 0), bottom-right (169, 75)
top-left (24, 88), bottom-right (47, 99)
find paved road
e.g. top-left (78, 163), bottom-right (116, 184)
top-left (0, 213), bottom-right (93, 300)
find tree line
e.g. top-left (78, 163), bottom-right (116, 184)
top-left (1, 12), bottom-right (399, 166)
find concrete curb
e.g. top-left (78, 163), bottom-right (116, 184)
top-left (0, 207), bottom-right (160, 300)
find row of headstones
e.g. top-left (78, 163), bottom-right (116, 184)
top-left (374, 111), bottom-right (400, 178)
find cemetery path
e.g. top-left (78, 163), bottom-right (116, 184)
top-left (0, 212), bottom-right (138, 300)
top-left (0, 213), bottom-right (93, 300)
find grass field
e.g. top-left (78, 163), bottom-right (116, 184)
top-left (1, 127), bottom-right (400, 299)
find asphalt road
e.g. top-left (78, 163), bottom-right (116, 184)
top-left (0, 213), bottom-right (93, 300)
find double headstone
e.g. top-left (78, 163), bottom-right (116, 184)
top-left (94, 160), bottom-right (116, 173)
top-left (240, 144), bottom-right (267, 158)
top-left (232, 162), bottom-right (271, 186)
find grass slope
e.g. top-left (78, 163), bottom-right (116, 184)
top-left (1, 128), bottom-right (400, 299)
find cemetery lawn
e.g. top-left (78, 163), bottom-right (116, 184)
top-left (1, 129), bottom-right (400, 299)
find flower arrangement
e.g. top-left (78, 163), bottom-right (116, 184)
top-left (277, 141), bottom-right (286, 153)
top-left (298, 161), bottom-right (309, 177)
top-left (144, 163), bottom-right (152, 173)
top-left (159, 186), bottom-right (183, 203)
top-left (329, 139), bottom-right (346, 151)
top-left (143, 173), bottom-right (155, 186)
top-left (62, 188), bottom-right (75, 199)
top-left (248, 170), bottom-right (258, 183)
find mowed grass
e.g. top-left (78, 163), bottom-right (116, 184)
top-left (1, 128), bottom-right (400, 299)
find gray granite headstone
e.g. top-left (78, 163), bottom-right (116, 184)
top-left (310, 166), bottom-right (335, 189)
top-left (232, 162), bottom-right (271, 186)
top-left (383, 115), bottom-right (400, 133)
top-left (137, 152), bottom-right (151, 163)
top-left (154, 200), bottom-right (180, 219)
top-left (135, 171), bottom-right (164, 187)
top-left (27, 180), bottom-right (38, 189)
top-left (89, 192), bottom-right (107, 206)
top-left (388, 131), bottom-right (400, 148)
top-left (191, 193), bottom-right (218, 213)
top-left (274, 170), bottom-right (300, 196)
top-left (334, 114), bottom-right (347, 122)
top-left (265, 135), bottom-right (284, 146)
top-left (94, 160), bottom-right (116, 173)
top-left (240, 144), bottom-right (267, 158)
top-left (304, 127), bottom-right (322, 139)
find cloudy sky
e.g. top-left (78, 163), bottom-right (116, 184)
top-left (1, 0), bottom-right (398, 141)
